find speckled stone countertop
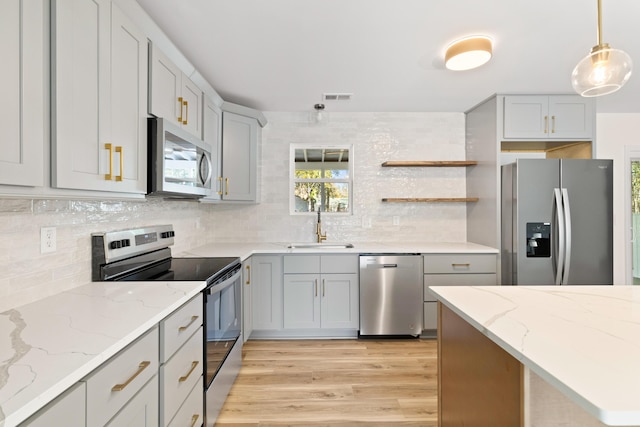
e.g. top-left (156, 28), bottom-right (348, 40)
top-left (0, 281), bottom-right (204, 427)
top-left (429, 285), bottom-right (640, 426)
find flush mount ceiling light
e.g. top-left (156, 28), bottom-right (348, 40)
top-left (571, 0), bottom-right (632, 97)
top-left (444, 36), bottom-right (493, 71)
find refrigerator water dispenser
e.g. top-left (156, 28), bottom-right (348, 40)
top-left (526, 222), bottom-right (550, 257)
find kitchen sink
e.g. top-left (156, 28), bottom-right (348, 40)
top-left (286, 243), bottom-right (354, 249)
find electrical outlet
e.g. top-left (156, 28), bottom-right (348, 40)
top-left (393, 216), bottom-right (400, 226)
top-left (41, 227), bottom-right (57, 253)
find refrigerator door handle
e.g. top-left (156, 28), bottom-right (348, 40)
top-left (553, 188), bottom-right (566, 285)
top-left (561, 188), bottom-right (572, 285)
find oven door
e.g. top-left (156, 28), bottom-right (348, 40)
top-left (204, 266), bottom-right (242, 389)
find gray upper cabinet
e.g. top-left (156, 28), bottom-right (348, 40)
top-left (0, 0), bottom-right (46, 187)
top-left (220, 111), bottom-right (259, 202)
top-left (502, 95), bottom-right (594, 140)
top-left (202, 96), bottom-right (222, 201)
top-left (52, 0), bottom-right (148, 194)
top-left (149, 44), bottom-right (203, 139)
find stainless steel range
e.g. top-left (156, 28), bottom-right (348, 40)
top-left (92, 224), bottom-right (242, 426)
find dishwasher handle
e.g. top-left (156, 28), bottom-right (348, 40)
top-left (367, 263), bottom-right (398, 268)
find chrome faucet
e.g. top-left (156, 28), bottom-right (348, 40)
top-left (316, 209), bottom-right (327, 243)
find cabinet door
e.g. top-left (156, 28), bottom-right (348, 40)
top-left (105, 376), bottom-right (159, 427)
top-left (0, 0), bottom-right (45, 187)
top-left (242, 258), bottom-right (252, 342)
top-left (548, 96), bottom-right (594, 139)
top-left (201, 97), bottom-right (222, 201)
top-left (251, 256), bottom-right (283, 330)
top-left (52, 0), bottom-right (146, 194)
top-left (20, 383), bottom-right (86, 427)
top-left (321, 274), bottom-right (358, 329)
top-left (110, 2), bottom-right (147, 193)
top-left (149, 45), bottom-right (183, 128)
top-left (52, 0), bottom-right (111, 191)
top-left (283, 274), bottom-right (321, 329)
top-left (181, 77), bottom-right (203, 139)
top-left (503, 95), bottom-right (549, 139)
top-left (221, 112), bottom-right (258, 201)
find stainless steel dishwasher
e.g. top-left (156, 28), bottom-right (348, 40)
top-left (359, 255), bottom-right (423, 336)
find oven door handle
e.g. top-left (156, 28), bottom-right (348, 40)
top-left (206, 269), bottom-right (241, 295)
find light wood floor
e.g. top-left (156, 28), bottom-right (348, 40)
top-left (214, 338), bottom-right (438, 426)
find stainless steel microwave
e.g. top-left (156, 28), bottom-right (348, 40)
top-left (147, 118), bottom-right (212, 198)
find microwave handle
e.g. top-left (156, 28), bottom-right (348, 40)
top-left (198, 152), bottom-right (212, 186)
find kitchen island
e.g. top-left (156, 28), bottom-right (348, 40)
top-left (430, 285), bottom-right (640, 427)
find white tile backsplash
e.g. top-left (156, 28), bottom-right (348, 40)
top-left (0, 111), bottom-right (467, 311)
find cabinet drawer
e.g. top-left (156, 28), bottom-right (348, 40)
top-left (424, 274), bottom-right (497, 302)
top-left (423, 254), bottom-right (496, 274)
top-left (284, 255), bottom-right (320, 273)
top-left (161, 294), bottom-right (203, 362)
top-left (423, 302), bottom-right (438, 330)
top-left (85, 327), bottom-right (159, 427)
top-left (321, 255), bottom-right (358, 274)
top-left (105, 375), bottom-right (158, 427)
top-left (20, 382), bottom-right (86, 427)
top-left (167, 380), bottom-right (204, 427)
top-left (160, 326), bottom-right (204, 425)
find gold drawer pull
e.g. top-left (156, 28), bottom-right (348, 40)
top-left (245, 265), bottom-right (251, 285)
top-left (178, 315), bottom-right (199, 332)
top-left (551, 115), bottom-right (556, 133)
top-left (217, 177), bottom-right (223, 196)
top-left (112, 361), bottom-right (151, 391)
top-left (190, 414), bottom-right (199, 427)
top-left (225, 177), bottom-right (229, 195)
top-left (182, 100), bottom-right (188, 125)
top-left (105, 143), bottom-right (113, 180)
top-left (451, 263), bottom-right (471, 268)
top-left (179, 361), bottom-right (199, 383)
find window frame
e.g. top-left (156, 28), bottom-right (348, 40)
top-left (289, 144), bottom-right (353, 215)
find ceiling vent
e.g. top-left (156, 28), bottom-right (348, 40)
top-left (323, 93), bottom-right (353, 101)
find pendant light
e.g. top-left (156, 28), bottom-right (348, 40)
top-left (571, 0), bottom-right (632, 97)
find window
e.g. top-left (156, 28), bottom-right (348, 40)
top-left (290, 144), bottom-right (352, 214)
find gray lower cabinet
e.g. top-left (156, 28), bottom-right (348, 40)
top-left (283, 255), bottom-right (359, 331)
top-left (19, 295), bottom-right (203, 427)
top-left (251, 255), bottom-right (284, 331)
top-left (423, 254), bottom-right (497, 331)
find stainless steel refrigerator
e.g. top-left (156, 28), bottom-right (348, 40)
top-left (501, 159), bottom-right (613, 285)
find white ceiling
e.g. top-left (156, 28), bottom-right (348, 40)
top-left (135, 0), bottom-right (640, 114)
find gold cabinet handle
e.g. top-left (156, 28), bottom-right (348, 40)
top-left (551, 115), bottom-right (556, 133)
top-left (217, 177), bottom-right (223, 196)
top-left (245, 265), bottom-right (251, 285)
top-left (112, 361), bottom-right (151, 391)
top-left (178, 315), bottom-right (199, 332)
top-left (183, 100), bottom-right (188, 125)
top-left (315, 279), bottom-right (318, 297)
top-left (190, 414), bottom-right (199, 427)
top-left (451, 263), bottom-right (471, 268)
top-left (544, 115), bottom-right (548, 134)
top-left (105, 143), bottom-right (114, 180)
top-left (225, 177), bottom-right (229, 195)
top-left (178, 96), bottom-right (184, 123)
top-left (179, 361), bottom-right (199, 382)
top-left (322, 279), bottom-right (326, 297)
top-left (115, 146), bottom-right (124, 182)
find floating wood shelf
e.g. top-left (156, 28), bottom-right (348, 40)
top-left (381, 197), bottom-right (479, 203)
top-left (381, 161), bottom-right (478, 167)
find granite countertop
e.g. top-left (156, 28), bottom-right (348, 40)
top-left (0, 280), bottom-right (205, 427)
top-left (429, 285), bottom-right (640, 426)
top-left (181, 241), bottom-right (498, 260)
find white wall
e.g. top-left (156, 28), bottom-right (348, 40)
top-left (596, 113), bottom-right (640, 285)
top-left (208, 112), bottom-right (469, 244)
top-left (0, 111), bottom-right (468, 312)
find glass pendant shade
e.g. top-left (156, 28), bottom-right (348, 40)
top-left (571, 44), bottom-right (633, 97)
